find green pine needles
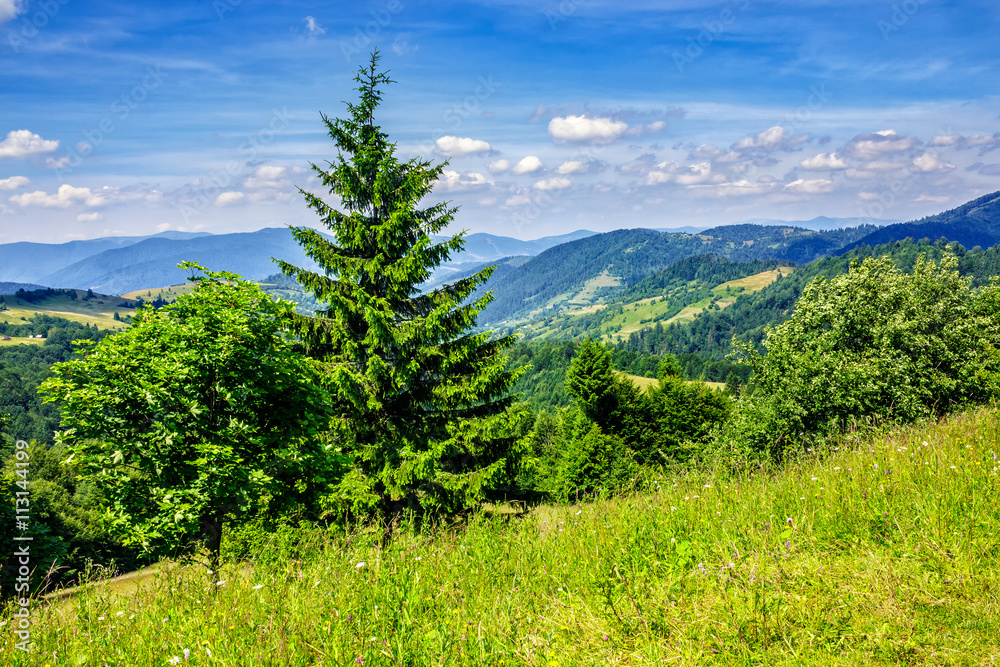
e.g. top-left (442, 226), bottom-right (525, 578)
top-left (274, 51), bottom-right (525, 521)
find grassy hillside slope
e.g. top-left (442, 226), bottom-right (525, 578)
top-left (8, 407), bottom-right (998, 665)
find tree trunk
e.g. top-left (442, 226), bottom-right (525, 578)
top-left (201, 511), bottom-right (224, 570)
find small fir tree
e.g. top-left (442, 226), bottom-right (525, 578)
top-left (273, 51), bottom-right (524, 520)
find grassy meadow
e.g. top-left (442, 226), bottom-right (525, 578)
top-left (0, 292), bottom-right (131, 331)
top-left (4, 406), bottom-right (998, 665)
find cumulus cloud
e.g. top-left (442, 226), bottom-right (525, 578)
top-left (533, 177), bottom-right (571, 191)
top-left (783, 178), bottom-right (835, 194)
top-left (688, 144), bottom-right (724, 160)
top-left (0, 129), bottom-right (60, 158)
top-left (434, 136), bottom-right (492, 156)
top-left (625, 120), bottom-right (668, 137)
top-left (487, 159), bottom-right (510, 173)
top-left (555, 158), bottom-right (605, 175)
top-left (646, 161), bottom-right (721, 186)
top-left (732, 126), bottom-right (810, 152)
top-left (9, 184), bottom-right (105, 208)
top-left (505, 192), bottom-right (533, 207)
top-left (548, 115), bottom-right (628, 144)
top-left (435, 170), bottom-right (492, 192)
top-left (862, 160), bottom-right (906, 171)
top-left (913, 194), bottom-right (951, 204)
top-left (0, 175), bottom-right (29, 190)
top-left (618, 153), bottom-right (658, 176)
top-left (77, 212), bottom-right (104, 222)
top-left (844, 129), bottom-right (919, 159)
top-left (214, 191), bottom-right (245, 206)
top-left (910, 152), bottom-right (956, 173)
top-left (512, 155), bottom-right (544, 174)
top-left (929, 134), bottom-right (961, 147)
top-left (798, 152), bottom-right (848, 171)
top-left (245, 165), bottom-right (290, 189)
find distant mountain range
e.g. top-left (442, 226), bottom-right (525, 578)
top-left (0, 197), bottom-right (995, 300)
top-left (0, 228), bottom-right (595, 295)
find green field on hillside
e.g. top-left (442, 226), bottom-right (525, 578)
top-left (7, 407), bottom-right (997, 665)
top-left (0, 292), bottom-right (132, 330)
top-left (519, 266), bottom-right (795, 343)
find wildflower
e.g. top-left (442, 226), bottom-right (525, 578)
top-left (98, 616), bottom-right (105, 621)
top-left (168, 658), bottom-right (181, 665)
top-left (786, 517), bottom-right (793, 525)
top-left (216, 581), bottom-right (226, 586)
top-left (670, 506), bottom-right (677, 511)
top-left (253, 584), bottom-right (264, 590)
top-left (356, 562), bottom-right (366, 568)
top-left (811, 477), bottom-right (819, 481)
top-left (116, 611), bottom-right (124, 617)
top-left (183, 648), bottom-right (190, 662)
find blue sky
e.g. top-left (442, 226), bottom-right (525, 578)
top-left (1, 0), bottom-right (998, 243)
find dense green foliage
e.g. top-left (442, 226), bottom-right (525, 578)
top-left (39, 266), bottom-right (332, 566)
top-left (719, 252), bottom-right (1000, 457)
top-left (273, 53), bottom-right (524, 520)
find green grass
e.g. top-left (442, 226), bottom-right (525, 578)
top-left (0, 337), bottom-right (45, 347)
top-left (121, 284), bottom-right (196, 301)
top-left (0, 293), bottom-right (131, 330)
top-left (5, 407), bottom-right (1000, 665)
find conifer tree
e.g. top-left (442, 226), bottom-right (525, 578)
top-left (273, 51), bottom-right (524, 520)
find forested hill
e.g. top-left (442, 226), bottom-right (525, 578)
top-left (476, 225), bottom-right (875, 325)
top-left (838, 190), bottom-right (1000, 253)
top-left (622, 237), bottom-right (1000, 360)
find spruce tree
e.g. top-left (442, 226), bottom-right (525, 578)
top-left (273, 51), bottom-right (524, 520)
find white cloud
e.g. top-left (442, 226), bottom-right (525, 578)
top-left (0, 129), bottom-right (60, 158)
top-left (9, 184), bottom-right (105, 208)
top-left (862, 160), bottom-right (906, 171)
top-left (625, 120), bottom-right (668, 137)
top-left (845, 130), bottom-right (919, 159)
top-left (45, 156), bottom-right (70, 169)
top-left (488, 159), bottom-right (510, 173)
top-left (929, 134), bottom-right (961, 147)
top-left (910, 152), bottom-right (956, 173)
top-left (690, 179), bottom-right (779, 198)
top-left (478, 197), bottom-right (497, 206)
top-left (548, 115), bottom-right (628, 144)
top-left (434, 136), bottom-right (492, 156)
top-left (845, 168), bottom-right (877, 180)
top-left (0, 175), bottom-right (29, 190)
top-left (556, 160), bottom-right (585, 175)
top-left (646, 161), bottom-right (720, 186)
top-left (245, 165), bottom-right (290, 189)
top-left (214, 191), bottom-right (245, 206)
top-left (77, 212), bottom-right (104, 222)
top-left (533, 177), bottom-right (571, 191)
top-left (732, 126), bottom-right (809, 152)
top-left (555, 158), bottom-right (605, 175)
top-left (799, 152), bottom-right (848, 170)
top-left (0, 0), bottom-right (24, 24)
top-left (304, 16), bottom-right (325, 38)
top-left (505, 192), bottom-right (532, 207)
top-left (783, 178), bottom-right (834, 194)
top-left (913, 194), bottom-right (951, 204)
top-left (435, 170), bottom-right (492, 192)
top-left (689, 144), bottom-right (723, 160)
top-left (512, 155), bottom-right (544, 174)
